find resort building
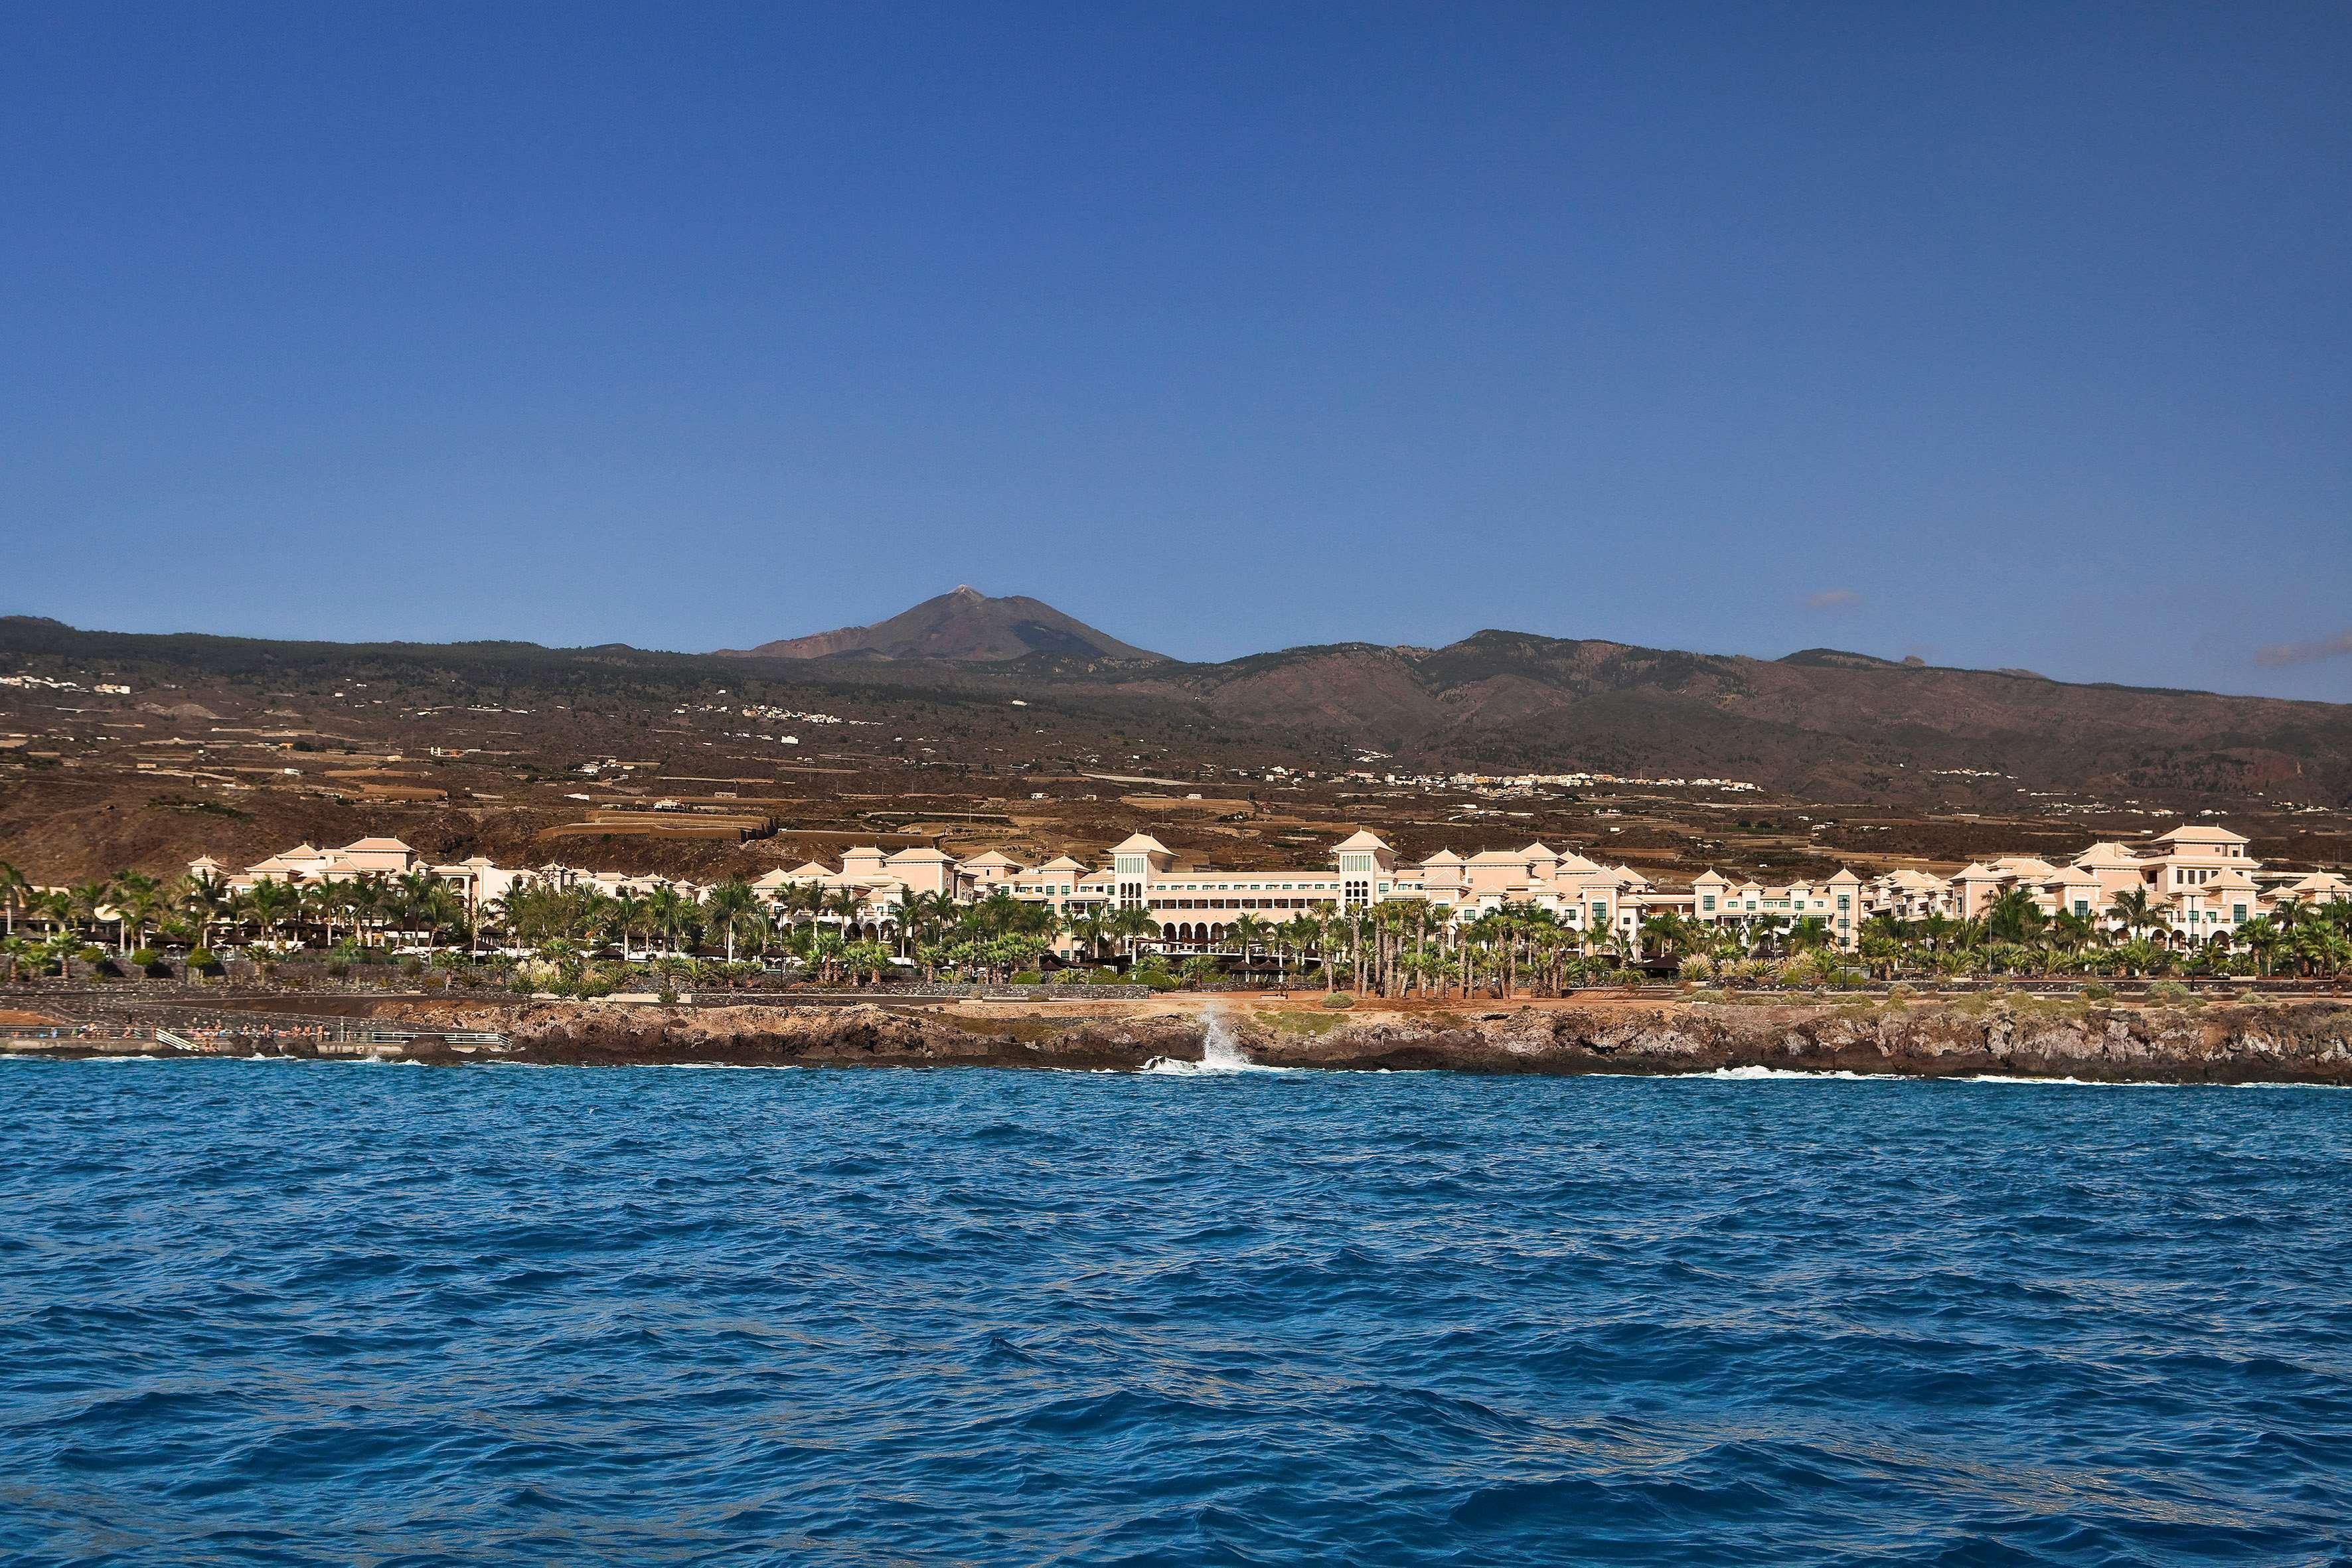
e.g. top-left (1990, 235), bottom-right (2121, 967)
top-left (195, 819), bottom-right (2348, 960)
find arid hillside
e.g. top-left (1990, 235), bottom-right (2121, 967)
top-left (1131, 632), bottom-right (2352, 801)
top-left (5, 609), bottom-right (2350, 887)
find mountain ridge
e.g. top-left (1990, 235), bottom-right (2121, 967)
top-left (6, 606), bottom-right (2349, 805)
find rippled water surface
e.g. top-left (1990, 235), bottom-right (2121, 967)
top-left (5, 1060), bottom-right (2351, 1565)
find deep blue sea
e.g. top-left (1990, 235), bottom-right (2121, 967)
top-left (4, 1059), bottom-right (2351, 1566)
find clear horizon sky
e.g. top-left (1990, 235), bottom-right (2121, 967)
top-left (5, 4), bottom-right (2348, 700)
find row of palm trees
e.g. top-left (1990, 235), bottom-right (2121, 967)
top-left (0, 861), bottom-right (477, 975)
top-left (1837, 886), bottom-right (2352, 980)
top-left (8, 855), bottom-right (2349, 992)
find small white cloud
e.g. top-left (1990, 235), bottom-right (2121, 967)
top-left (1804, 588), bottom-right (1863, 613)
top-left (2256, 628), bottom-right (2352, 668)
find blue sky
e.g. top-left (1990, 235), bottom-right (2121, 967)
top-left (4, 3), bottom-right (2347, 698)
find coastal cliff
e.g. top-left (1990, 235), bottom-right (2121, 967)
top-left (364, 996), bottom-right (2352, 1085)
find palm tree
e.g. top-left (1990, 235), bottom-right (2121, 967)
top-left (2108, 886), bottom-right (2165, 946)
top-left (1984, 887), bottom-right (2049, 950)
top-left (645, 886), bottom-right (692, 955)
top-left (824, 887), bottom-right (865, 943)
top-left (1787, 916), bottom-right (1834, 954)
top-left (296, 880), bottom-right (334, 948)
top-left (896, 890), bottom-right (954, 966)
top-left (64, 879), bottom-right (112, 949)
top-left (704, 877), bottom-right (758, 963)
top-left (412, 882), bottom-right (466, 952)
top-left (2050, 908), bottom-right (2098, 967)
top-left (608, 889), bottom-right (643, 961)
top-left (178, 870), bottom-right (232, 952)
top-left (1639, 911), bottom-right (1696, 967)
top-left (1227, 913), bottom-right (1267, 979)
top-left (0, 860), bottom-right (28, 939)
top-left (2239, 915), bottom-right (2282, 979)
top-left (109, 872), bottom-right (165, 956)
top-left (1857, 927), bottom-right (1903, 981)
top-left (244, 878), bottom-right (297, 948)
top-left (1111, 903), bottom-right (1158, 961)
top-left (1065, 907), bottom-right (1109, 965)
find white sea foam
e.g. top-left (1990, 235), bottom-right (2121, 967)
top-left (1140, 1010), bottom-right (1294, 1075)
top-left (1693, 1065), bottom-right (1892, 1081)
top-left (1685, 1064), bottom-right (2346, 1091)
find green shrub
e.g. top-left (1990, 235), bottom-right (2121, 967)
top-left (1009, 971), bottom-right (1044, 986)
top-left (1321, 991), bottom-right (1355, 1010)
top-left (2080, 982), bottom-right (2114, 1002)
top-left (1087, 968), bottom-right (1125, 985)
top-left (2147, 979), bottom-right (2191, 1004)
top-left (186, 947), bottom-right (218, 977)
top-left (1144, 974), bottom-right (1182, 992)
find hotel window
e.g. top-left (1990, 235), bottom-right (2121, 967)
top-left (2233, 904), bottom-right (2247, 922)
top-left (1836, 896), bottom-right (1849, 912)
top-left (2075, 900), bottom-right (2089, 915)
top-left (1701, 896), bottom-right (1715, 912)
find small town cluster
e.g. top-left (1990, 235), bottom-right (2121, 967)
top-left (180, 821), bottom-right (2350, 960)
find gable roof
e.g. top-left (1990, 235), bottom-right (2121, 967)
top-left (1332, 830), bottom-right (1392, 852)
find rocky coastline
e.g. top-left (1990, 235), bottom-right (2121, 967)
top-left (380, 994), bottom-right (2352, 1084)
top-left (11, 992), bottom-right (2352, 1085)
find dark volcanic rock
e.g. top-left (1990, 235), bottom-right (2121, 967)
top-left (434, 1001), bottom-right (1197, 1072)
top-left (1233, 1000), bottom-right (2352, 1085)
top-left (370, 997), bottom-right (2352, 1085)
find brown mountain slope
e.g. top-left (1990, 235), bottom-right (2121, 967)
top-left (716, 587), bottom-right (1166, 665)
top-left (5, 612), bottom-right (2346, 809)
top-left (1133, 631), bottom-right (2352, 801)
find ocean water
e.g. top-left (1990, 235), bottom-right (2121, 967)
top-left (3, 1060), bottom-right (2350, 1566)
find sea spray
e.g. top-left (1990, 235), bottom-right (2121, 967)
top-left (1141, 1006), bottom-right (1287, 1075)
top-left (1202, 1009), bottom-right (1249, 1069)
